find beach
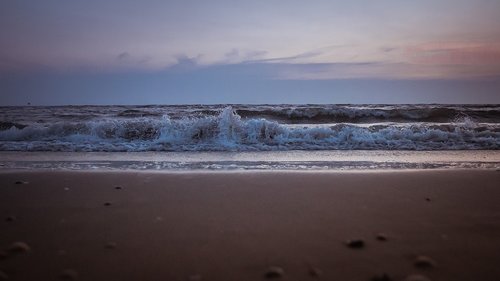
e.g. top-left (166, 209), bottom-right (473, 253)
top-left (2, 0), bottom-right (500, 279)
top-left (1, 169), bottom-right (500, 281)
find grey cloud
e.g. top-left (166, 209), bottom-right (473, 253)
top-left (244, 44), bottom-right (353, 64)
top-left (115, 52), bottom-right (151, 67)
top-left (166, 54), bottom-right (203, 72)
top-left (116, 52), bottom-right (130, 60)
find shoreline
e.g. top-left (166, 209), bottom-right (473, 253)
top-left (1, 150), bottom-right (499, 172)
top-left (1, 167), bottom-right (500, 174)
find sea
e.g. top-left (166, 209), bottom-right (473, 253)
top-left (1, 104), bottom-right (499, 171)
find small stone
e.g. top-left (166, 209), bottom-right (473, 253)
top-left (264, 266), bottom-right (284, 279)
top-left (371, 273), bottom-right (392, 281)
top-left (376, 233), bottom-right (388, 241)
top-left (105, 242), bottom-right (117, 250)
top-left (104, 202), bottom-right (112, 206)
top-left (308, 267), bottom-right (322, 277)
top-left (403, 274), bottom-right (432, 281)
top-left (59, 269), bottom-right (78, 280)
top-left (0, 270), bottom-right (8, 281)
top-left (345, 239), bottom-right (365, 249)
top-left (114, 186), bottom-right (122, 190)
top-left (5, 216), bottom-right (16, 222)
top-left (8, 242), bottom-right (31, 254)
top-left (414, 256), bottom-right (437, 269)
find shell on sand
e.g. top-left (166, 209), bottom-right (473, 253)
top-left (264, 266), bottom-right (285, 279)
top-left (414, 255), bottom-right (437, 268)
top-left (376, 233), bottom-right (388, 241)
top-left (8, 242), bottom-right (31, 254)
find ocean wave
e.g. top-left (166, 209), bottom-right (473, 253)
top-left (2, 104), bottom-right (500, 125)
top-left (236, 105), bottom-right (500, 123)
top-left (0, 107), bottom-right (498, 151)
top-left (0, 121), bottom-right (27, 131)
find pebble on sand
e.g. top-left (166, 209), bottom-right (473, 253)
top-left (5, 216), bottom-right (16, 222)
top-left (371, 273), bottom-right (392, 281)
top-left (59, 269), bottom-right (78, 280)
top-left (345, 239), bottom-right (365, 249)
top-left (414, 256), bottom-right (437, 269)
top-left (8, 242), bottom-right (31, 254)
top-left (0, 270), bottom-right (9, 281)
top-left (403, 274), bottom-right (432, 281)
top-left (376, 233), bottom-right (388, 241)
top-left (264, 266), bottom-right (284, 279)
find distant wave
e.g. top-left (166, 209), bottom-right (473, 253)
top-left (1, 107), bottom-right (498, 151)
top-left (236, 105), bottom-right (500, 124)
top-left (2, 104), bottom-right (500, 126)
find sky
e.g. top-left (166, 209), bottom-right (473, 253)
top-left (1, 0), bottom-right (500, 105)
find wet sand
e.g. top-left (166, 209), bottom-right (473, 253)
top-left (1, 170), bottom-right (500, 281)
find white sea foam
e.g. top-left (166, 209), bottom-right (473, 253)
top-left (1, 150), bottom-right (499, 171)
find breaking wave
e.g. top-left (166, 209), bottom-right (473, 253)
top-left (0, 107), bottom-right (498, 151)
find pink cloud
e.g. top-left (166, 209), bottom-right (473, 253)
top-left (405, 42), bottom-right (500, 65)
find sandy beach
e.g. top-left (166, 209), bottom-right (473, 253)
top-left (1, 170), bottom-right (500, 280)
